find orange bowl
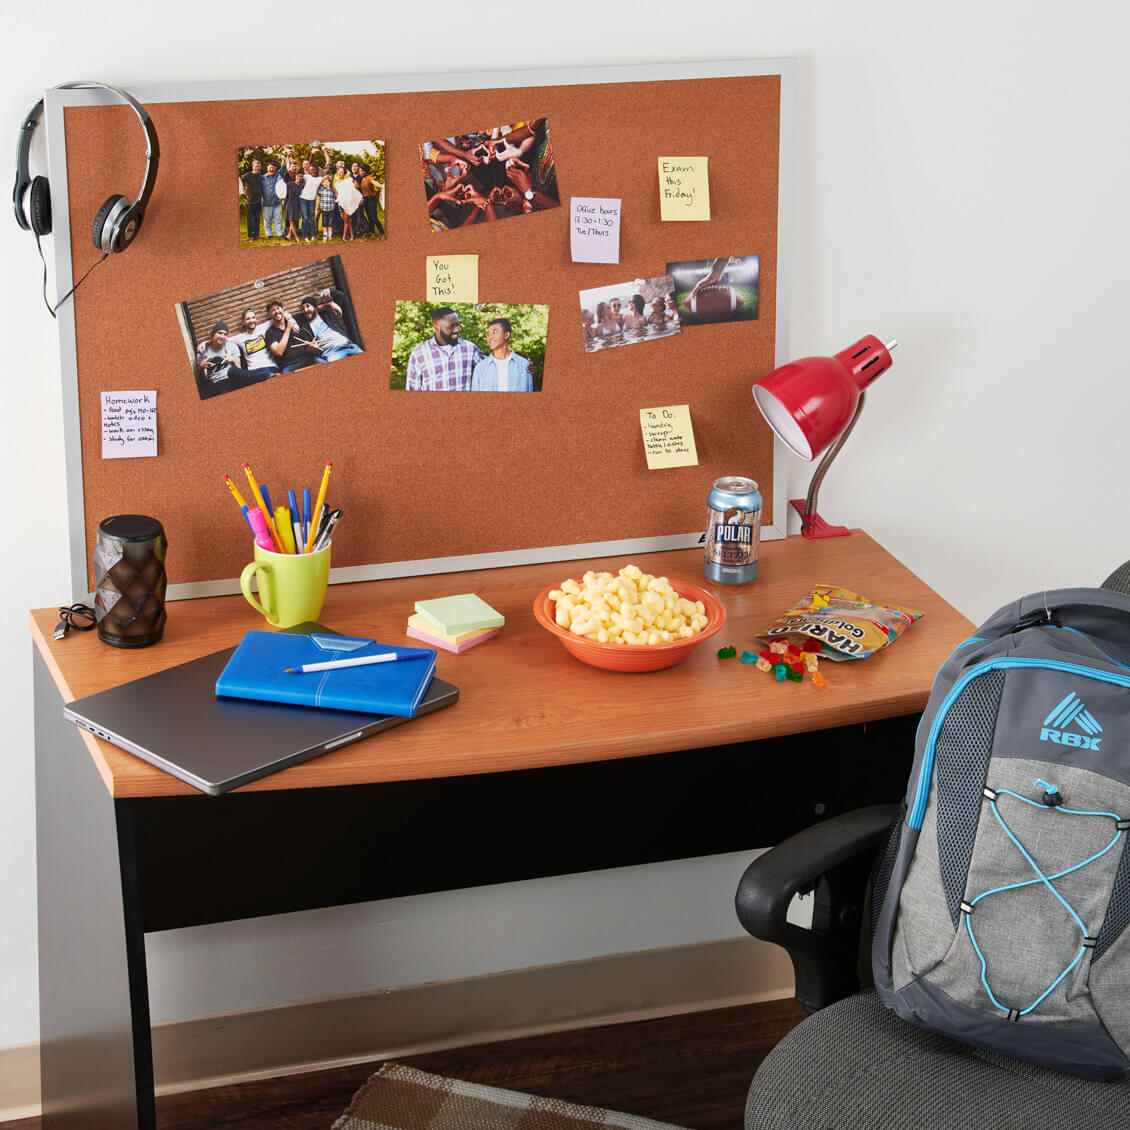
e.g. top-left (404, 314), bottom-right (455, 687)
top-left (532, 575), bottom-right (727, 672)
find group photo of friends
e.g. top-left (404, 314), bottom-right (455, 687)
top-left (237, 141), bottom-right (386, 248)
top-left (667, 255), bottom-right (759, 326)
top-left (420, 117), bottom-right (559, 232)
top-left (177, 258), bottom-right (365, 400)
top-left (390, 301), bottom-right (549, 391)
top-left (579, 276), bottom-right (681, 353)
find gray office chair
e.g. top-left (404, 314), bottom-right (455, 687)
top-left (735, 566), bottom-right (1130, 1130)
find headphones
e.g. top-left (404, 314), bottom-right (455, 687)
top-left (14, 80), bottom-right (159, 255)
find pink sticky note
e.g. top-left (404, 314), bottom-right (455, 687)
top-left (570, 197), bottom-right (621, 264)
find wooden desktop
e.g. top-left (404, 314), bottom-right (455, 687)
top-left (30, 533), bottom-right (972, 1129)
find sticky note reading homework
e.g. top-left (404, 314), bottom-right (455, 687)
top-left (101, 391), bottom-right (157, 459)
top-left (658, 157), bottom-right (710, 221)
top-left (426, 255), bottom-right (478, 303)
top-left (570, 196), bottom-right (621, 263)
top-left (640, 405), bottom-right (699, 469)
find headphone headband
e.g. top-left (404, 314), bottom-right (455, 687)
top-left (13, 81), bottom-right (159, 239)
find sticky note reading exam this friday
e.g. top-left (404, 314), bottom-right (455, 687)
top-left (640, 405), bottom-right (699, 469)
top-left (570, 197), bottom-right (621, 263)
top-left (101, 391), bottom-right (157, 459)
top-left (658, 158), bottom-right (710, 221)
top-left (427, 255), bottom-right (478, 303)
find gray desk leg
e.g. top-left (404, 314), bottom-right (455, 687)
top-left (35, 648), bottom-right (155, 1129)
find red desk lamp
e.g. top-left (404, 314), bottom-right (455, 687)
top-left (752, 335), bottom-right (897, 538)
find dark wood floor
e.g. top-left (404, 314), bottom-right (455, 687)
top-left (9, 998), bottom-right (806, 1130)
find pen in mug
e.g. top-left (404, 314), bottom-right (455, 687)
top-left (312, 503), bottom-right (331, 546)
top-left (260, 485), bottom-right (274, 520)
top-left (312, 508), bottom-right (342, 553)
top-left (285, 651), bottom-right (404, 674)
top-left (287, 490), bottom-right (303, 553)
top-left (304, 462), bottom-right (333, 553)
top-left (302, 488), bottom-right (312, 546)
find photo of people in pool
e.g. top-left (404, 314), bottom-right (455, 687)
top-left (579, 276), bottom-right (681, 353)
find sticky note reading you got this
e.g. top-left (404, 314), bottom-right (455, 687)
top-left (640, 405), bottom-right (699, 469)
top-left (570, 196), bottom-right (621, 263)
top-left (426, 255), bottom-right (478, 303)
top-left (101, 391), bottom-right (157, 459)
top-left (658, 157), bottom-right (710, 221)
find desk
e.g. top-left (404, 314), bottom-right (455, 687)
top-left (31, 533), bottom-right (971, 1129)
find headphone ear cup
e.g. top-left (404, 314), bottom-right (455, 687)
top-left (28, 176), bottom-right (52, 236)
top-left (92, 194), bottom-right (127, 252)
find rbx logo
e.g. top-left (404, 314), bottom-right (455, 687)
top-left (1040, 692), bottom-right (1103, 750)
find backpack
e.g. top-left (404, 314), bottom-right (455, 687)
top-left (871, 584), bottom-right (1130, 1080)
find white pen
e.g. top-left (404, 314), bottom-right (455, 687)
top-left (284, 652), bottom-right (404, 674)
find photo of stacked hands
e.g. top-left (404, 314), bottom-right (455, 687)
top-left (420, 117), bottom-right (560, 230)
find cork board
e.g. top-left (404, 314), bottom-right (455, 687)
top-left (54, 64), bottom-right (790, 592)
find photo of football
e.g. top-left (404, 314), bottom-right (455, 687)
top-left (684, 284), bottom-right (744, 321)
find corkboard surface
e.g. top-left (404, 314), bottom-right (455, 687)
top-left (63, 74), bottom-right (782, 589)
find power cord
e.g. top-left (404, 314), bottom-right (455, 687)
top-left (54, 603), bottom-right (96, 640)
top-left (35, 232), bottom-right (106, 318)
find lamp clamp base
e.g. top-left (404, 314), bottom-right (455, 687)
top-left (791, 500), bottom-right (851, 540)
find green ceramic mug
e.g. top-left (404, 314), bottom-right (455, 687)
top-left (240, 543), bottom-right (331, 629)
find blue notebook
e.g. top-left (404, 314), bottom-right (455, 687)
top-left (216, 632), bottom-right (437, 717)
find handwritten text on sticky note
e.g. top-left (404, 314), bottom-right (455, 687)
top-left (101, 391), bottom-right (157, 459)
top-left (570, 196), bottom-right (621, 263)
top-left (658, 158), bottom-right (710, 221)
top-left (427, 255), bottom-right (478, 303)
top-left (640, 405), bottom-right (699, 469)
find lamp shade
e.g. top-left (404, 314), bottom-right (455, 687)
top-left (753, 335), bottom-right (894, 460)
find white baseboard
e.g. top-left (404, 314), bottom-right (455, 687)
top-left (1, 936), bottom-right (793, 1122)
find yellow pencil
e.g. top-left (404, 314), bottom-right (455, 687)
top-left (304, 462), bottom-right (333, 553)
top-left (222, 474), bottom-right (249, 510)
top-left (242, 463), bottom-right (282, 548)
top-left (275, 506), bottom-right (297, 554)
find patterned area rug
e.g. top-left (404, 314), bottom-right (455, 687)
top-left (333, 1063), bottom-right (689, 1130)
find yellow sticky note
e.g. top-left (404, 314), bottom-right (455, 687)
top-left (426, 255), bottom-right (479, 303)
top-left (640, 405), bottom-right (699, 469)
top-left (658, 157), bottom-right (710, 221)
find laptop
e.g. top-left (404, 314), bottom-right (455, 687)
top-left (63, 623), bottom-right (459, 795)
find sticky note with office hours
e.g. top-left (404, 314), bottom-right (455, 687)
top-left (640, 405), bottom-right (699, 469)
top-left (658, 157), bottom-right (710, 221)
top-left (426, 254), bottom-right (478, 303)
top-left (570, 196), bottom-right (621, 263)
top-left (101, 391), bottom-right (157, 459)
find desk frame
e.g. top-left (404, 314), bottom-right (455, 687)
top-left (35, 647), bottom-right (918, 1128)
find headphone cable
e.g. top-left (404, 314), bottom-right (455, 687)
top-left (35, 232), bottom-right (107, 318)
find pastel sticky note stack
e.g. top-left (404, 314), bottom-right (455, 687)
top-left (408, 594), bottom-right (504, 654)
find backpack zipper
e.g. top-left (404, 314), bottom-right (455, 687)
top-left (909, 657), bottom-right (1130, 829)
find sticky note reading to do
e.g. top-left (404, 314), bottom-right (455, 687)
top-left (101, 391), bottom-right (157, 459)
top-left (570, 196), bottom-right (622, 263)
top-left (640, 405), bottom-right (699, 469)
top-left (658, 157), bottom-right (710, 221)
top-left (427, 255), bottom-right (478, 303)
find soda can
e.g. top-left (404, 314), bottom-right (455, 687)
top-left (704, 476), bottom-right (762, 584)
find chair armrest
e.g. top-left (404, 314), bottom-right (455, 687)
top-left (735, 804), bottom-right (898, 1013)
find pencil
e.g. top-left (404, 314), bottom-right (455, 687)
top-left (242, 463), bottom-right (282, 548)
top-left (223, 475), bottom-right (254, 530)
top-left (304, 462), bottom-right (333, 553)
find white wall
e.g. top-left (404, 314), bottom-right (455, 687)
top-left (3, 1), bottom-right (1128, 1047)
